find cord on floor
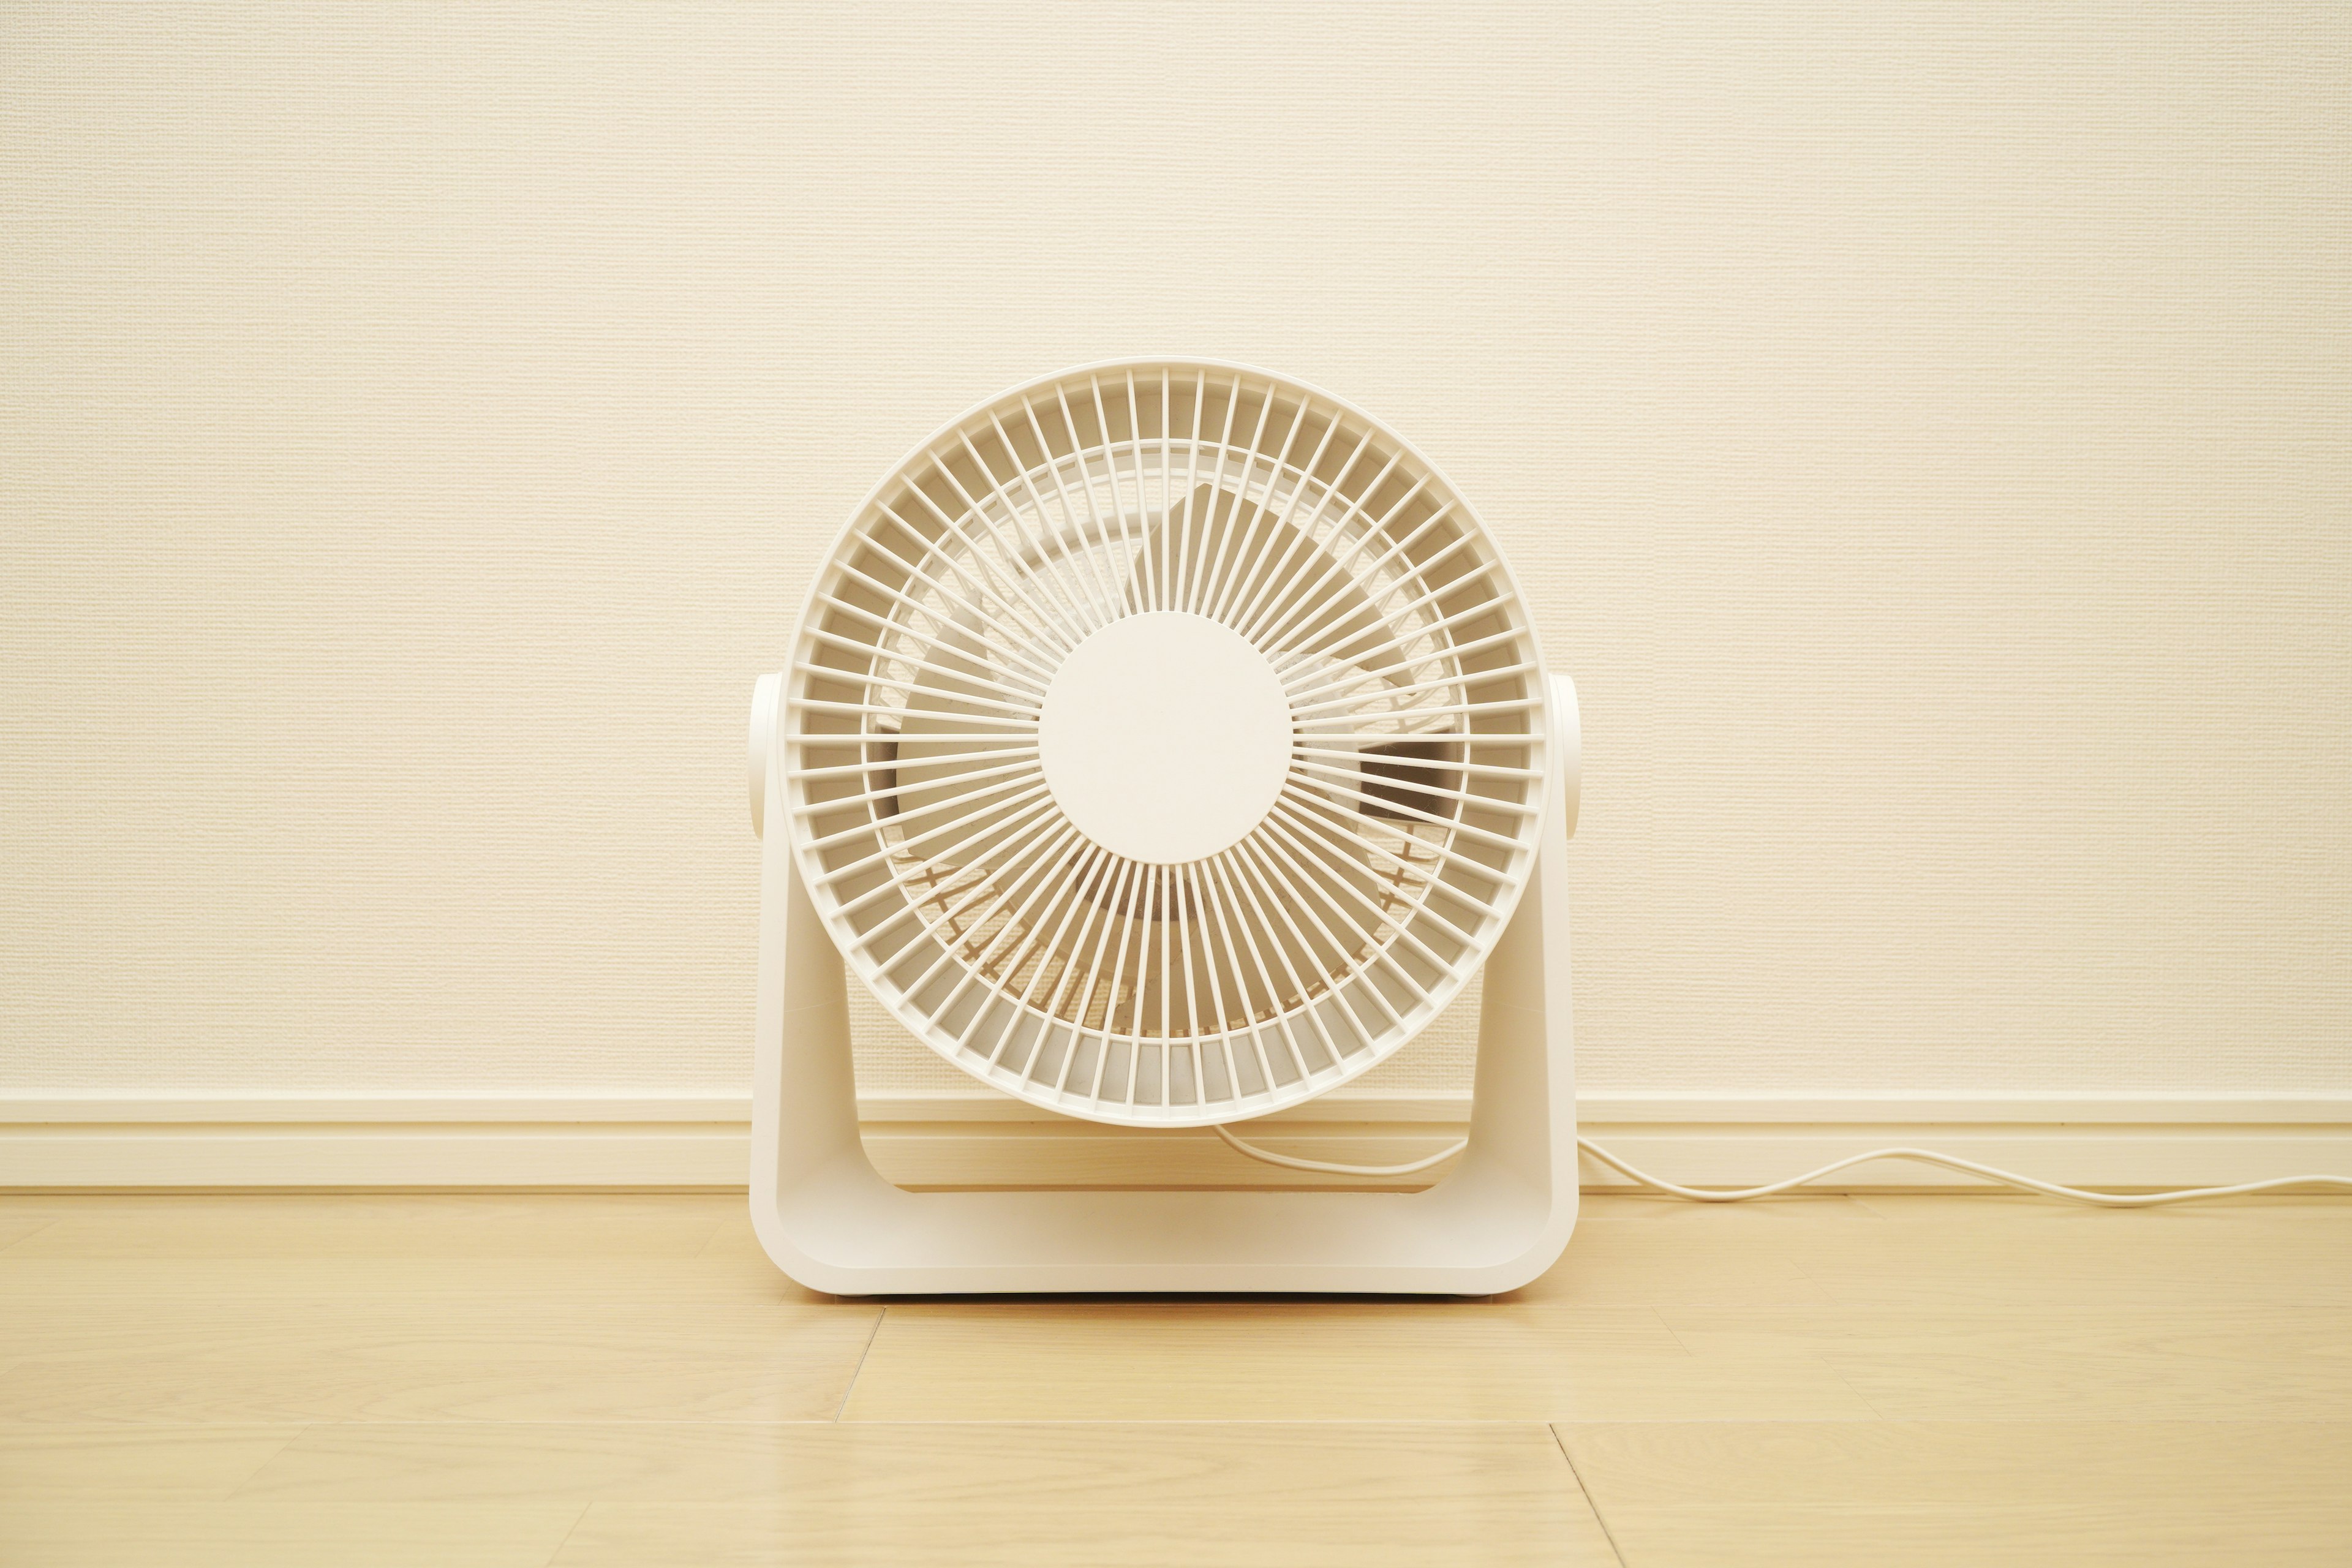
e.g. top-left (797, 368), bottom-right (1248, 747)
top-left (1210, 1123), bottom-right (2352, 1208)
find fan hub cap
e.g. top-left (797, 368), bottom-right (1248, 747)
top-left (1038, 611), bottom-right (1291, 865)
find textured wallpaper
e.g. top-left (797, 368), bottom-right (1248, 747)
top-left (5, 3), bottom-right (2346, 1099)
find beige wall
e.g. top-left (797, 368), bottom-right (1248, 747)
top-left (5, 3), bottom-right (2346, 1102)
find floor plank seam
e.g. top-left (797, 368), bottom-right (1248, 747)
top-left (0, 1216), bottom-right (62, 1255)
top-left (835, 1306), bottom-right (886, 1422)
top-left (1551, 1424), bottom-right (1629, 1567)
top-left (224, 1422), bottom-right (314, 1499)
top-left (541, 1498), bottom-right (595, 1568)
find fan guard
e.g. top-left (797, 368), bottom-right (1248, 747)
top-left (783, 360), bottom-right (1552, 1126)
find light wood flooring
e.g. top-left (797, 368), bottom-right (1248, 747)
top-left (1, 1189), bottom-right (2347, 1565)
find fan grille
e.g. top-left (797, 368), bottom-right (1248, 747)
top-left (785, 361), bottom-right (1550, 1125)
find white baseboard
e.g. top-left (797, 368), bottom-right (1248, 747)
top-left (2, 1091), bottom-right (2348, 1191)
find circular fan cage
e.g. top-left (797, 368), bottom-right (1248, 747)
top-left (783, 360), bottom-right (1553, 1127)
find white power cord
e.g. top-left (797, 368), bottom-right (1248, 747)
top-left (1212, 1124), bottom-right (2352, 1208)
top-left (1213, 1122), bottom-right (1467, 1178)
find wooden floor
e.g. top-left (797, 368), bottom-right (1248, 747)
top-left (1, 1191), bottom-right (2348, 1565)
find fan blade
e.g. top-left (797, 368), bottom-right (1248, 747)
top-left (889, 610), bottom-right (1039, 870)
top-left (1119, 483), bottom-right (1302, 620)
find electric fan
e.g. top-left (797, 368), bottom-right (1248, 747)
top-left (747, 359), bottom-right (1580, 1294)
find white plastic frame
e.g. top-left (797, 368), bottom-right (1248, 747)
top-left (745, 673), bottom-right (1580, 1295)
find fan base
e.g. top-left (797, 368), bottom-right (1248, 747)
top-left (748, 676), bottom-right (1581, 1296)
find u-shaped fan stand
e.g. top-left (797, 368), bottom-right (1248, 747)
top-left (747, 673), bottom-right (1580, 1296)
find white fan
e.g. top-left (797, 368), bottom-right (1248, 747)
top-left (748, 360), bottom-right (1580, 1294)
